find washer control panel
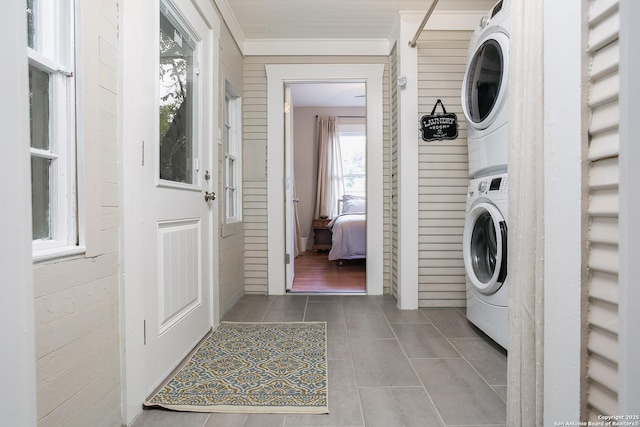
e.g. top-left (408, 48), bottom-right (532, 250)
top-left (468, 174), bottom-right (508, 198)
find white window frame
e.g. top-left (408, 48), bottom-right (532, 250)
top-left (28, 0), bottom-right (81, 261)
top-left (223, 81), bottom-right (242, 223)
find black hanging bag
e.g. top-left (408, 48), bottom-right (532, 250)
top-left (420, 99), bottom-right (459, 142)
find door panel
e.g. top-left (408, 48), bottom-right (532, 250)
top-left (157, 219), bottom-right (201, 334)
top-left (285, 86), bottom-right (295, 290)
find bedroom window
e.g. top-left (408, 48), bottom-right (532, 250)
top-left (339, 128), bottom-right (366, 198)
top-left (28, 0), bottom-right (79, 258)
top-left (224, 82), bottom-right (242, 223)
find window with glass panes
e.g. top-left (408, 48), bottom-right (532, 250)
top-left (27, 0), bottom-right (78, 253)
top-left (338, 127), bottom-right (366, 198)
top-left (224, 83), bottom-right (242, 222)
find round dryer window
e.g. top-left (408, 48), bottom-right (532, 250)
top-left (465, 39), bottom-right (504, 123)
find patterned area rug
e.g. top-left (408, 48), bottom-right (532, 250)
top-left (144, 322), bottom-right (328, 414)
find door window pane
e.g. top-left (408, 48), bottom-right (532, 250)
top-left (31, 157), bottom-right (51, 240)
top-left (159, 10), bottom-right (195, 184)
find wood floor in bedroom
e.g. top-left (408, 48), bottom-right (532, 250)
top-left (290, 250), bottom-right (366, 293)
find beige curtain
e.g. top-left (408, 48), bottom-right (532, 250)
top-left (314, 115), bottom-right (344, 219)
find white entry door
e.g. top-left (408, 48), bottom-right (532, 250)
top-left (143, 0), bottom-right (216, 392)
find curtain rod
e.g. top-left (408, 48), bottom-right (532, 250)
top-left (408, 0), bottom-right (440, 48)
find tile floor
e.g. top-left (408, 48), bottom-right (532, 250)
top-left (132, 294), bottom-right (507, 427)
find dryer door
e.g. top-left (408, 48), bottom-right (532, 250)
top-left (462, 32), bottom-right (510, 130)
top-left (463, 201), bottom-right (507, 295)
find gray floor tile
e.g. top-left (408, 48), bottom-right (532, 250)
top-left (382, 304), bottom-right (430, 324)
top-left (421, 308), bottom-right (480, 338)
top-left (268, 295), bottom-right (308, 312)
top-left (222, 301), bottom-right (272, 322)
top-left (493, 385), bottom-right (508, 403)
top-left (345, 311), bottom-right (395, 339)
top-left (284, 359), bottom-right (364, 426)
top-left (449, 338), bottom-right (508, 386)
top-left (327, 323), bottom-right (351, 360)
top-left (132, 409), bottom-right (209, 427)
top-left (412, 358), bottom-right (506, 426)
top-left (307, 295), bottom-right (342, 302)
top-left (261, 295), bottom-right (308, 321)
top-left (304, 301), bottom-right (345, 323)
top-left (341, 295), bottom-right (383, 313)
top-left (204, 413), bottom-right (285, 427)
top-left (350, 339), bottom-right (421, 387)
top-left (262, 311), bottom-right (305, 322)
top-left (240, 294), bottom-right (276, 302)
top-left (132, 294), bottom-right (508, 427)
top-left (359, 387), bottom-right (444, 427)
top-left (391, 323), bottom-right (460, 359)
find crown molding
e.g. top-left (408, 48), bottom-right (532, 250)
top-left (213, 0), bottom-right (245, 53)
top-left (243, 38), bottom-right (391, 56)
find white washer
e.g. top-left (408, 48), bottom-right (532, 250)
top-left (461, 0), bottom-right (510, 178)
top-left (463, 173), bottom-right (508, 349)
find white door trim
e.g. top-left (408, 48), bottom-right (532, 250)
top-left (541, 0), bottom-right (583, 423)
top-left (1, 2), bottom-right (37, 425)
top-left (618, 0), bottom-right (640, 414)
top-left (265, 64), bottom-right (385, 296)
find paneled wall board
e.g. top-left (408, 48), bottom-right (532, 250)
top-left (416, 30), bottom-right (473, 308)
top-left (586, 0), bottom-right (621, 418)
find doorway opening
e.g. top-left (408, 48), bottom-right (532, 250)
top-left (265, 63), bottom-right (384, 296)
top-left (285, 82), bottom-right (367, 293)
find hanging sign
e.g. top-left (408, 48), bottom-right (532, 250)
top-left (420, 99), bottom-right (459, 142)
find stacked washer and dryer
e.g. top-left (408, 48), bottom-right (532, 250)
top-left (461, 0), bottom-right (510, 350)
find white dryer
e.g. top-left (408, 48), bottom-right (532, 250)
top-left (463, 173), bottom-right (508, 349)
top-left (461, 0), bottom-right (510, 178)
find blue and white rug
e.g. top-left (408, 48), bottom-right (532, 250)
top-left (144, 321), bottom-right (328, 414)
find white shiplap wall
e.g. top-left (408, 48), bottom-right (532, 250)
top-left (242, 56), bottom-right (391, 294)
top-left (390, 43), bottom-right (399, 298)
top-left (417, 30), bottom-right (472, 307)
top-left (586, 0), bottom-right (621, 418)
top-left (383, 58), bottom-right (392, 293)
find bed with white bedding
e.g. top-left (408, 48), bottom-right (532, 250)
top-left (327, 195), bottom-right (366, 261)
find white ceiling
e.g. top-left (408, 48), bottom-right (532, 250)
top-left (217, 0), bottom-right (498, 40)
top-left (289, 83), bottom-right (366, 108)
top-left (215, 0), bottom-right (498, 106)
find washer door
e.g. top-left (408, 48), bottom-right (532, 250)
top-left (462, 32), bottom-right (510, 130)
top-left (463, 201), bottom-right (507, 295)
